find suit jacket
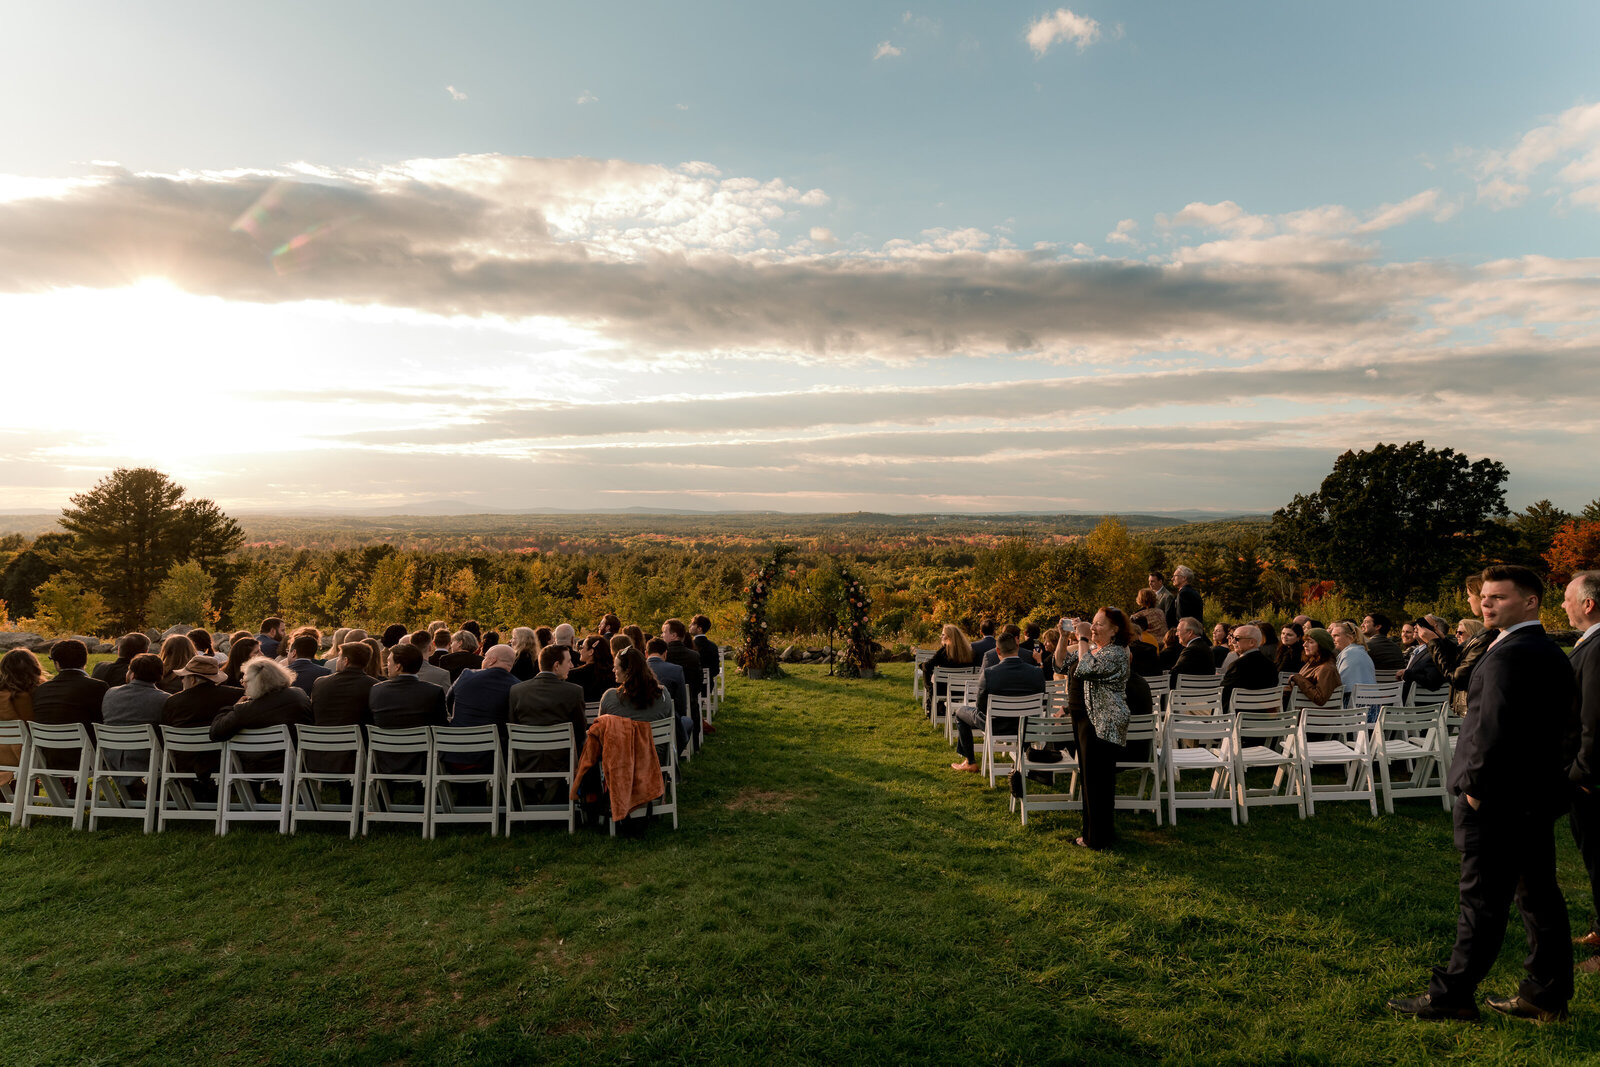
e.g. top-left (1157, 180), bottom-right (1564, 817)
top-left (648, 658), bottom-right (688, 721)
top-left (209, 685), bottom-right (312, 741)
top-left (1128, 640), bottom-right (1160, 678)
top-left (1567, 630), bottom-right (1600, 788)
top-left (1175, 586), bottom-right (1204, 626)
top-left (415, 660), bottom-right (451, 689)
top-left (163, 682), bottom-right (244, 728)
top-left (92, 657), bottom-right (132, 688)
top-left (446, 667), bottom-right (516, 729)
top-left (29, 669), bottom-right (106, 728)
top-left (976, 656), bottom-right (1046, 719)
top-left (368, 674), bottom-right (448, 730)
top-left (311, 667), bottom-right (378, 727)
top-left (663, 642), bottom-right (703, 713)
top-left (507, 672), bottom-right (588, 789)
top-left (100, 680), bottom-right (169, 772)
top-left (1450, 624), bottom-right (1576, 815)
top-left (981, 647), bottom-right (1038, 671)
top-left (1401, 644), bottom-right (1447, 691)
top-left (969, 636), bottom-right (996, 661)
top-left (691, 635), bottom-right (721, 680)
top-left (1221, 649), bottom-right (1279, 709)
top-left (1365, 634), bottom-right (1407, 674)
top-left (1154, 587), bottom-right (1177, 628)
top-left (437, 651), bottom-right (483, 682)
top-left (1168, 639), bottom-right (1216, 689)
top-left (287, 658), bottom-right (332, 696)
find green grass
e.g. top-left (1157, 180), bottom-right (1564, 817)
top-left (2, 663), bottom-right (1597, 1065)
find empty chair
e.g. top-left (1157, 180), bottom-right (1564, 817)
top-left (156, 725), bottom-right (224, 832)
top-left (944, 674), bottom-right (982, 746)
top-left (505, 722), bottom-right (578, 834)
top-left (1297, 707), bottom-right (1377, 817)
top-left (912, 647), bottom-right (934, 702)
top-left (88, 723), bottom-right (162, 833)
top-left (1173, 675), bottom-right (1223, 698)
top-left (611, 717), bottom-right (678, 834)
top-left (1014, 715), bottom-right (1081, 825)
top-left (1140, 675), bottom-right (1170, 715)
top-left (584, 701), bottom-right (602, 726)
top-left (1114, 713), bottom-right (1163, 825)
top-left (1163, 713), bottom-right (1237, 824)
top-left (217, 725), bottom-right (296, 835)
top-left (290, 724), bottom-right (365, 838)
top-left (1231, 695), bottom-right (1305, 822)
top-left (427, 724), bottom-right (503, 838)
top-left (1045, 678), bottom-right (1070, 716)
top-left (981, 692), bottom-right (1045, 788)
top-left (1403, 683), bottom-right (1450, 709)
top-left (18, 722), bottom-right (95, 830)
top-left (1348, 680), bottom-right (1404, 722)
top-left (1374, 704), bottom-right (1450, 813)
top-left (1169, 688), bottom-right (1224, 718)
top-left (0, 720), bottom-right (30, 825)
top-left (362, 726), bottom-right (432, 837)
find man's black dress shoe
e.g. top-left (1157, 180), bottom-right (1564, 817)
top-left (1386, 993), bottom-right (1480, 1021)
top-left (1483, 994), bottom-right (1568, 1023)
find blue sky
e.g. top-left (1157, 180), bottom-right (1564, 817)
top-left (2, 2), bottom-right (1598, 513)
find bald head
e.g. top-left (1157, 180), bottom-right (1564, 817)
top-left (1232, 624), bottom-right (1261, 650)
top-left (482, 644), bottom-right (515, 671)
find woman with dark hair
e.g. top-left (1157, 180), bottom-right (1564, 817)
top-left (598, 613), bottom-right (622, 638)
top-left (534, 626), bottom-right (555, 648)
top-left (1157, 628), bottom-right (1182, 672)
top-left (481, 631), bottom-right (501, 653)
top-left (570, 635), bottom-right (618, 703)
top-left (621, 625), bottom-right (647, 656)
top-left (0, 647), bottom-right (46, 788)
top-left (1287, 628), bottom-right (1341, 706)
top-left (1054, 607), bottom-right (1133, 850)
top-left (222, 637), bottom-right (260, 688)
top-left (602, 645), bottom-right (675, 762)
top-left (158, 633), bottom-right (198, 694)
top-left (188, 629), bottom-right (223, 664)
top-left (381, 624), bottom-right (408, 649)
top-left (1276, 623), bottom-right (1304, 674)
top-left (1251, 619), bottom-right (1278, 665)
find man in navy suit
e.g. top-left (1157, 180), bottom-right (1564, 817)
top-left (285, 632), bottom-right (332, 695)
top-left (1390, 565), bottom-right (1578, 1023)
top-left (969, 619), bottom-right (997, 662)
top-left (1562, 571), bottom-right (1600, 970)
top-left (951, 632), bottom-right (1044, 773)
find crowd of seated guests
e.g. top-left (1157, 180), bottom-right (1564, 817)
top-left (1, 610), bottom-right (727, 818)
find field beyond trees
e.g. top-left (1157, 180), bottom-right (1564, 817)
top-left (2, 664), bottom-right (1597, 1065)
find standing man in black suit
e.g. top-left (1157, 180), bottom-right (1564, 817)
top-left (1390, 565), bottom-right (1577, 1023)
top-left (1172, 566), bottom-right (1203, 629)
top-left (1562, 571), bottom-right (1600, 970)
top-left (950, 632), bottom-right (1044, 773)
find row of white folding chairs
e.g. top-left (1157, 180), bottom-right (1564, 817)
top-left (1142, 675), bottom-right (1449, 718)
top-left (0, 719), bottom-right (677, 838)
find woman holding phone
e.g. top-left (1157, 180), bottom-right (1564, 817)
top-left (1053, 607), bottom-right (1133, 850)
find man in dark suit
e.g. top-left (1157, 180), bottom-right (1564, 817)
top-left (310, 642), bottom-right (379, 728)
top-left (1362, 613), bottom-right (1408, 674)
top-left (1562, 571), bottom-right (1600, 970)
top-left (951, 632), bottom-right (1045, 772)
top-left (661, 618), bottom-right (703, 746)
top-left (982, 625), bottom-right (1038, 669)
top-left (1400, 617), bottom-right (1449, 691)
top-left (689, 615), bottom-right (720, 698)
top-left (161, 655), bottom-right (242, 801)
top-left (92, 632), bottom-right (149, 688)
top-left (969, 619), bottom-right (997, 662)
top-left (437, 630), bottom-right (483, 682)
top-left (369, 644), bottom-right (449, 730)
top-left (1390, 565), bottom-right (1577, 1023)
top-left (507, 645), bottom-right (589, 803)
top-left (1168, 617), bottom-right (1215, 690)
top-left (1149, 571), bottom-right (1177, 629)
top-left (255, 616), bottom-right (286, 660)
top-left (646, 639), bottom-right (691, 750)
top-left (1173, 566), bottom-right (1203, 628)
top-left (30, 639), bottom-right (107, 769)
top-left (285, 633), bottom-right (332, 695)
top-left (1220, 625), bottom-right (1278, 709)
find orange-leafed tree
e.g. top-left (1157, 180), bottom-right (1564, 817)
top-left (1544, 519), bottom-right (1600, 585)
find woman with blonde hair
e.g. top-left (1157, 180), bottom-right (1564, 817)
top-left (510, 626), bottom-right (541, 681)
top-left (324, 627), bottom-right (351, 669)
top-left (920, 624), bottom-right (975, 713)
top-left (361, 637), bottom-right (385, 680)
top-left (0, 648), bottom-right (47, 788)
top-left (158, 633), bottom-right (197, 694)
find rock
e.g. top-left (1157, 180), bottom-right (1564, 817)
top-left (161, 624), bottom-right (195, 640)
top-left (69, 635), bottom-right (112, 655)
top-left (780, 644), bottom-right (803, 663)
top-left (145, 629), bottom-right (162, 644)
top-left (0, 632), bottom-right (51, 652)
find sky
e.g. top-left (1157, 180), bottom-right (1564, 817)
top-left (2, 1), bottom-right (1599, 516)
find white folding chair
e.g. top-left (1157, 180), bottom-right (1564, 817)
top-left (945, 674), bottom-right (983, 747)
top-left (716, 647), bottom-right (728, 705)
top-left (584, 701), bottom-right (602, 727)
top-left (428, 724), bottom-right (503, 838)
top-left (0, 719), bottom-right (31, 825)
top-left (1114, 714), bottom-right (1163, 825)
top-left (1349, 681), bottom-right (1403, 722)
top-left (1169, 689), bottom-right (1224, 718)
top-left (88, 723), bottom-right (162, 833)
top-left (1231, 694), bottom-right (1305, 822)
top-left (1014, 715), bottom-right (1080, 825)
top-left (1174, 674), bottom-right (1222, 699)
top-left (1441, 707), bottom-right (1465, 776)
top-left (701, 668), bottom-right (715, 723)
top-left (981, 693), bottom-right (1044, 788)
top-left (611, 718), bottom-right (678, 834)
top-left (1289, 685), bottom-right (1344, 715)
top-left (1278, 671), bottom-right (1298, 688)
top-left (1298, 707), bottom-right (1377, 817)
top-left (1163, 713), bottom-right (1237, 824)
top-left (912, 647), bottom-right (934, 703)
top-left (362, 726), bottom-right (432, 836)
top-left (217, 726), bottom-right (295, 835)
top-left (1403, 684), bottom-right (1450, 709)
top-left (18, 722), bottom-right (95, 830)
top-left (931, 666), bottom-right (981, 739)
top-left (157, 725), bottom-right (224, 832)
top-left (505, 723), bottom-right (578, 834)
top-left (1374, 704), bottom-right (1450, 813)
top-left (1140, 675), bottom-right (1170, 716)
top-left (291, 724), bottom-right (365, 838)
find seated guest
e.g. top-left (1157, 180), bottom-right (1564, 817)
top-left (443, 644), bottom-right (517, 781)
top-left (1399, 616), bottom-right (1449, 691)
top-left (1456, 617), bottom-right (1486, 643)
top-left (209, 657), bottom-right (312, 741)
top-left (256, 617), bottom-right (286, 660)
top-left (429, 628), bottom-right (451, 666)
top-left (921, 624), bottom-right (977, 711)
top-left (534, 625), bottom-right (555, 649)
top-left (360, 637), bottom-right (386, 680)
top-left (661, 619), bottom-right (704, 743)
top-left (1122, 671), bottom-right (1156, 761)
top-left (1330, 621), bottom-right (1377, 706)
top-left (1131, 588), bottom-right (1168, 642)
top-left (369, 643), bottom-right (448, 730)
top-left (1250, 620), bottom-right (1277, 664)
top-left (323, 628), bottom-right (351, 669)
top-left (94, 632), bottom-right (150, 687)
top-left (1287, 628), bottom-right (1341, 706)
top-left (0, 648), bottom-right (46, 789)
top-left (1220, 624), bottom-right (1279, 708)
top-left (622, 625), bottom-right (647, 655)
top-left (481, 630), bottom-right (500, 652)
top-left (406, 631), bottom-right (452, 688)
top-left (602, 646), bottom-right (675, 764)
top-left (1211, 623), bottom-right (1234, 669)
top-left (381, 624), bottom-right (408, 650)
top-left (188, 629), bottom-right (224, 665)
top-left (509, 627), bottom-right (541, 681)
top-left (645, 638), bottom-right (691, 749)
top-left (310, 642), bottom-right (379, 728)
top-left (158, 633), bottom-right (198, 694)
top-left (1399, 620), bottom-right (1417, 650)
top-left (981, 625), bottom-right (1033, 669)
top-left (286, 633), bottom-right (332, 695)
top-left (1361, 612), bottom-right (1407, 674)
top-left (101, 653), bottom-right (170, 773)
top-left (552, 623), bottom-right (576, 649)
top-left (1276, 623), bottom-right (1304, 674)
top-left (460, 620), bottom-right (482, 641)
top-left (970, 618), bottom-right (997, 661)
top-left (164, 655), bottom-right (244, 727)
top-left (1127, 623), bottom-right (1160, 678)
top-left (438, 630), bottom-right (483, 681)
top-left (598, 613), bottom-right (622, 638)
top-left (507, 644), bottom-right (590, 799)
top-left (1168, 617), bottom-right (1215, 689)
top-left (689, 615), bottom-right (721, 698)
top-left (1021, 622), bottom-right (1045, 662)
top-left (31, 639), bottom-right (106, 730)
top-left (1157, 629), bottom-right (1182, 672)
top-left (222, 637), bottom-right (260, 688)
top-left (568, 635), bottom-right (617, 703)
top-left (951, 632), bottom-right (1045, 773)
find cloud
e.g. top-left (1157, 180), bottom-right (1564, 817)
top-left (874, 40), bottom-right (902, 60)
top-left (1027, 8), bottom-right (1101, 57)
top-left (1475, 101), bottom-right (1600, 211)
top-left (445, 85), bottom-right (467, 102)
top-left (576, 90), bottom-right (598, 105)
top-left (1105, 218), bottom-right (1137, 244)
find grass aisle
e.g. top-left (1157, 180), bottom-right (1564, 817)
top-left (1, 663), bottom-right (1596, 1064)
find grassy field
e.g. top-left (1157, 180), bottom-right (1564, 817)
top-left (2, 663), bottom-right (1597, 1065)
